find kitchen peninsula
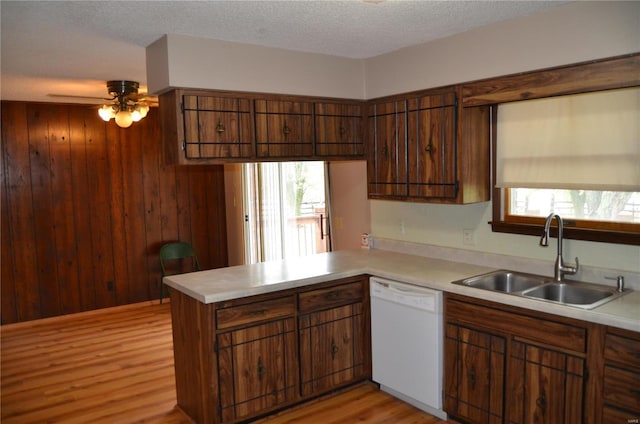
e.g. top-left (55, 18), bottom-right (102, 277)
top-left (165, 247), bottom-right (639, 423)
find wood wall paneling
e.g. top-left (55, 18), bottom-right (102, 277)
top-left (1, 101), bottom-right (228, 324)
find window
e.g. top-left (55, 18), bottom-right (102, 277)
top-left (492, 87), bottom-right (640, 245)
top-left (506, 188), bottom-right (639, 229)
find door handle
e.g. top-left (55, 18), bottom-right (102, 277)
top-left (320, 214), bottom-right (329, 240)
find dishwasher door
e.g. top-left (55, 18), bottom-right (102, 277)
top-left (370, 277), bottom-right (445, 419)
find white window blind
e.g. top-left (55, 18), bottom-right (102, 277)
top-left (496, 87), bottom-right (640, 191)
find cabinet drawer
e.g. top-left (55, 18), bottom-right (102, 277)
top-left (445, 296), bottom-right (586, 353)
top-left (605, 333), bottom-right (640, 369)
top-left (298, 282), bottom-right (363, 313)
top-left (216, 296), bottom-right (295, 330)
top-left (603, 365), bottom-right (640, 412)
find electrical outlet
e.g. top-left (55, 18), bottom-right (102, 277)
top-left (463, 229), bottom-right (475, 246)
top-left (400, 221), bottom-right (406, 235)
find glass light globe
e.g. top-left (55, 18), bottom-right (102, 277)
top-left (131, 109), bottom-right (142, 122)
top-left (98, 105), bottom-right (115, 121)
top-left (138, 103), bottom-right (149, 118)
top-left (115, 110), bottom-right (133, 128)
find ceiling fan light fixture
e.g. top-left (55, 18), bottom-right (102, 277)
top-left (137, 103), bottom-right (149, 118)
top-left (131, 103), bottom-right (149, 122)
top-left (115, 109), bottom-right (133, 128)
top-left (98, 104), bottom-right (116, 121)
top-left (131, 109), bottom-right (143, 122)
top-left (107, 80), bottom-right (139, 97)
top-left (99, 80), bottom-right (148, 128)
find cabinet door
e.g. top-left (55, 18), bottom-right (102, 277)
top-left (444, 324), bottom-right (505, 424)
top-left (407, 93), bottom-right (457, 198)
top-left (217, 318), bottom-right (297, 422)
top-left (299, 303), bottom-right (366, 396)
top-left (182, 95), bottom-right (253, 159)
top-left (507, 341), bottom-right (585, 424)
top-left (315, 103), bottom-right (364, 157)
top-left (602, 330), bottom-right (640, 419)
top-left (367, 100), bottom-right (408, 197)
top-left (255, 99), bottom-right (314, 158)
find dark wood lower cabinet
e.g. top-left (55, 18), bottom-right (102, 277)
top-left (299, 303), bottom-right (367, 396)
top-left (444, 324), bottom-right (505, 423)
top-left (217, 319), bottom-right (298, 422)
top-left (507, 341), bottom-right (584, 424)
top-left (170, 280), bottom-right (635, 424)
top-left (444, 293), bottom-right (595, 424)
top-left (601, 327), bottom-right (640, 422)
top-left (170, 275), bottom-right (370, 424)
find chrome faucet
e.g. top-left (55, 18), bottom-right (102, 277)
top-left (540, 213), bottom-right (579, 282)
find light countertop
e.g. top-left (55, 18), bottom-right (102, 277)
top-left (164, 249), bottom-right (639, 332)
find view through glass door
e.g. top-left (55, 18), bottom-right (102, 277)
top-left (243, 161), bottom-right (330, 264)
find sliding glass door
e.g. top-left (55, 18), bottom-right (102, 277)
top-left (243, 161), bottom-right (330, 264)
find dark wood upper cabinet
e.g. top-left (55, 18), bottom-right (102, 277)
top-left (158, 54), bottom-right (633, 206)
top-left (254, 99), bottom-right (314, 158)
top-left (182, 94), bottom-right (253, 160)
top-left (367, 99), bottom-right (409, 197)
top-left (407, 93), bottom-right (457, 198)
top-left (314, 102), bottom-right (364, 157)
top-left (367, 87), bottom-right (490, 204)
top-left (160, 89), bottom-right (366, 164)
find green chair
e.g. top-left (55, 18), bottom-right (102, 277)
top-left (159, 241), bottom-right (200, 303)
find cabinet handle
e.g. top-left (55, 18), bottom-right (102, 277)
top-left (249, 308), bottom-right (267, 315)
top-left (257, 356), bottom-right (265, 381)
top-left (283, 122), bottom-right (291, 135)
top-left (469, 367), bottom-right (476, 390)
top-left (326, 290), bottom-right (340, 300)
top-left (630, 389), bottom-right (640, 397)
top-left (331, 338), bottom-right (339, 359)
top-left (425, 136), bottom-right (434, 155)
top-left (381, 146), bottom-right (388, 157)
top-left (339, 126), bottom-right (346, 137)
top-left (536, 389), bottom-right (547, 416)
top-left (216, 119), bottom-right (225, 134)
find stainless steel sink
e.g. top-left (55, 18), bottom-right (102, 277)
top-left (522, 281), bottom-right (620, 308)
top-left (456, 270), bottom-right (549, 293)
top-left (453, 270), bottom-right (630, 309)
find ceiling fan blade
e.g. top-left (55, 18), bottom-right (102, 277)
top-left (47, 93), bottom-right (109, 101)
top-left (129, 93), bottom-right (159, 104)
top-left (47, 92), bottom-right (158, 106)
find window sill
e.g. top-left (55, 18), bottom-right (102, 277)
top-left (490, 221), bottom-right (640, 246)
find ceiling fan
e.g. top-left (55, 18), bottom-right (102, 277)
top-left (48, 80), bottom-right (158, 128)
top-left (47, 81), bottom-right (158, 104)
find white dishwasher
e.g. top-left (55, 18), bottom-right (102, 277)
top-left (370, 276), bottom-right (446, 420)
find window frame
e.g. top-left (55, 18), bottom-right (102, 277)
top-left (490, 105), bottom-right (640, 245)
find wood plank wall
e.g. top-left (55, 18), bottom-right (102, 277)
top-left (1, 101), bottom-right (228, 324)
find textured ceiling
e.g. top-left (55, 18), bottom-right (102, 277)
top-left (1, 0), bottom-right (567, 103)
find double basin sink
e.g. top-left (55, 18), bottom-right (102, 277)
top-left (453, 270), bottom-right (629, 309)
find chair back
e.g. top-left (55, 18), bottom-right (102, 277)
top-left (159, 242), bottom-right (201, 276)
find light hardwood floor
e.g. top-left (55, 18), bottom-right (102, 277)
top-left (1, 302), bottom-right (448, 423)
